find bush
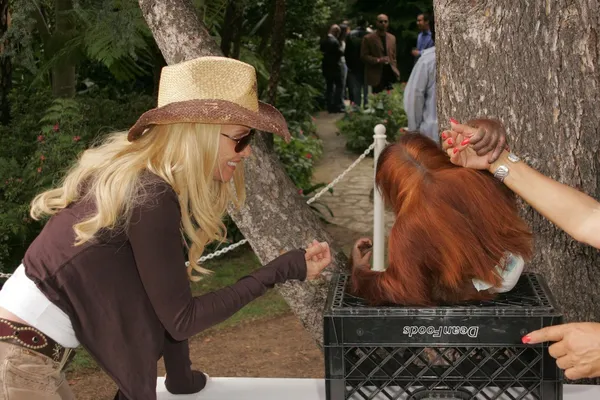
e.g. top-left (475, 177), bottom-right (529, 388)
top-left (0, 88), bottom-right (155, 273)
top-left (336, 84), bottom-right (408, 154)
top-left (274, 133), bottom-right (323, 190)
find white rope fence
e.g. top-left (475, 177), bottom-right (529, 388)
top-left (0, 125), bottom-right (388, 279)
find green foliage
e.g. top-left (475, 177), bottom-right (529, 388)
top-left (71, 0), bottom-right (155, 81)
top-left (337, 84), bottom-right (408, 154)
top-left (0, 87), bottom-right (155, 273)
top-left (274, 134), bottom-right (323, 190)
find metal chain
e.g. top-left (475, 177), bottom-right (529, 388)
top-left (306, 142), bottom-right (375, 205)
top-left (1, 142), bottom-right (376, 278)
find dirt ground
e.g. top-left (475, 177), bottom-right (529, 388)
top-left (68, 314), bottom-right (325, 399)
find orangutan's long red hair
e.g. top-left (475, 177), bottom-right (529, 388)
top-left (351, 133), bottom-right (533, 306)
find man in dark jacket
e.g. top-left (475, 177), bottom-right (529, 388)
top-left (320, 24), bottom-right (345, 113)
top-left (361, 14), bottom-right (400, 94)
top-left (345, 17), bottom-right (369, 107)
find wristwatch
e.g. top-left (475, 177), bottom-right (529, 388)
top-left (493, 152), bottom-right (521, 182)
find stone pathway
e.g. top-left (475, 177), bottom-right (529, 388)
top-left (312, 112), bottom-right (395, 253)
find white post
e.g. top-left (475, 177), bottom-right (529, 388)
top-left (372, 124), bottom-right (387, 271)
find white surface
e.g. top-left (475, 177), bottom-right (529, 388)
top-left (372, 125), bottom-right (387, 272)
top-left (156, 377), bottom-right (600, 399)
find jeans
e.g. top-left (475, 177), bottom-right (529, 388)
top-left (347, 69), bottom-right (368, 107)
top-left (0, 341), bottom-right (75, 400)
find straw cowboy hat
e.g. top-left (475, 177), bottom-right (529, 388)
top-left (128, 56), bottom-right (290, 142)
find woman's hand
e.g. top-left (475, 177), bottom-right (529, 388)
top-left (304, 240), bottom-right (332, 280)
top-left (524, 322), bottom-right (600, 380)
top-left (442, 118), bottom-right (508, 168)
top-left (351, 238), bottom-right (372, 269)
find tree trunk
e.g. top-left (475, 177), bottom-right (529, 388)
top-left (220, 0), bottom-right (236, 57)
top-left (138, 0), bottom-right (347, 346)
top-left (231, 14), bottom-right (243, 60)
top-left (51, 0), bottom-right (76, 98)
top-left (266, 0), bottom-right (285, 105)
top-left (263, 0), bottom-right (286, 150)
top-left (435, 0), bottom-right (600, 326)
top-left (0, 0), bottom-right (10, 124)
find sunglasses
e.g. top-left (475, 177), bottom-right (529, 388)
top-left (221, 130), bottom-right (255, 153)
top-left (378, 20), bottom-right (388, 23)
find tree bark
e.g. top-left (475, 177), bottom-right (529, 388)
top-left (266, 0), bottom-right (285, 105)
top-left (0, 0), bottom-right (10, 124)
top-left (138, 0), bottom-right (347, 346)
top-left (219, 0), bottom-right (236, 57)
top-left (263, 0), bottom-right (286, 150)
top-left (435, 0), bottom-right (600, 326)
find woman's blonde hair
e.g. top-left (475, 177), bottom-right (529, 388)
top-left (30, 123), bottom-right (245, 280)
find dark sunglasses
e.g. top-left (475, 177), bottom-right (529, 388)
top-left (378, 20), bottom-right (388, 23)
top-left (221, 130), bottom-right (255, 153)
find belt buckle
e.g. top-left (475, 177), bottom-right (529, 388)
top-left (52, 343), bottom-right (72, 370)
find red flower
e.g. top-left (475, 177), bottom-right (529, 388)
top-left (37, 167), bottom-right (42, 173)
top-left (37, 135), bottom-right (44, 142)
top-left (52, 123), bottom-right (59, 132)
top-left (298, 189), bottom-right (303, 195)
top-left (73, 136), bottom-right (81, 142)
top-left (40, 154), bottom-right (46, 161)
top-left (386, 90), bottom-right (391, 95)
top-left (305, 153), bottom-right (313, 159)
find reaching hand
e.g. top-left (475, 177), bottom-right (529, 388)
top-left (304, 240), bottom-right (332, 280)
top-left (442, 118), bottom-right (508, 166)
top-left (524, 322), bottom-right (600, 380)
top-left (351, 238), bottom-right (372, 269)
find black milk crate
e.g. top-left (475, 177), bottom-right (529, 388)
top-left (323, 272), bottom-right (563, 400)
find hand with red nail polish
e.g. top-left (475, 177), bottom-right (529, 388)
top-left (525, 322), bottom-right (600, 380)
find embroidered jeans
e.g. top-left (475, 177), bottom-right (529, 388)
top-left (0, 341), bottom-right (74, 400)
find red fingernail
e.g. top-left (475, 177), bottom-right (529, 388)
top-left (461, 138), bottom-right (470, 146)
top-left (450, 118), bottom-right (459, 124)
top-left (441, 132), bottom-right (448, 140)
top-left (453, 148), bottom-right (459, 154)
top-left (447, 138), bottom-right (453, 145)
top-left (522, 336), bottom-right (531, 344)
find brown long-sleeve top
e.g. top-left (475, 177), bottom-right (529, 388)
top-left (23, 175), bottom-right (307, 399)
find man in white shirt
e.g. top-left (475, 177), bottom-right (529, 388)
top-left (403, 46), bottom-right (438, 143)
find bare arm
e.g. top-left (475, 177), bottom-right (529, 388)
top-left (487, 151), bottom-right (600, 248)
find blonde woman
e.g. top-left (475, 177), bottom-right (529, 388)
top-left (0, 57), bottom-right (332, 400)
top-left (442, 118), bottom-right (600, 381)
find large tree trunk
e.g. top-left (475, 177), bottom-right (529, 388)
top-left (435, 0), bottom-right (600, 327)
top-left (138, 0), bottom-right (347, 346)
top-left (0, 0), bottom-right (10, 124)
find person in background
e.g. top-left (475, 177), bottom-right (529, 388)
top-left (345, 17), bottom-right (369, 108)
top-left (338, 23), bottom-right (350, 103)
top-left (442, 118), bottom-right (600, 380)
top-left (403, 45), bottom-right (437, 142)
top-left (361, 14), bottom-right (400, 94)
top-left (412, 12), bottom-right (435, 61)
top-left (320, 24), bottom-right (345, 113)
